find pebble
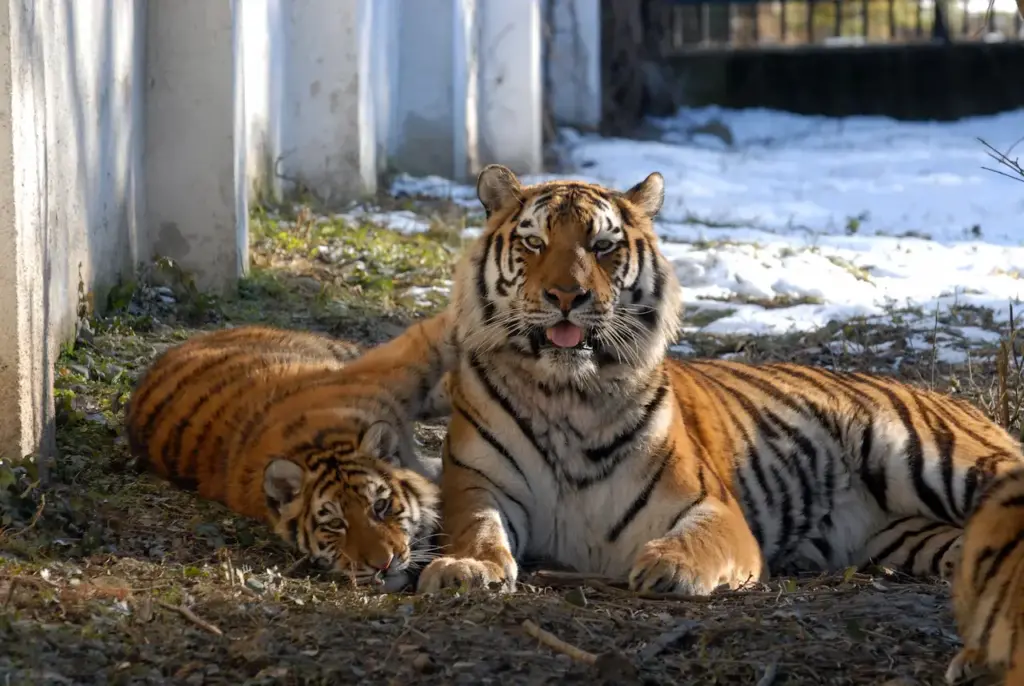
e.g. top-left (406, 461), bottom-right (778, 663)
top-left (412, 652), bottom-right (439, 674)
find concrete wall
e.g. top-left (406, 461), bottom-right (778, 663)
top-left (389, 0), bottom-right (459, 178)
top-left (0, 0), bottom-right (148, 462)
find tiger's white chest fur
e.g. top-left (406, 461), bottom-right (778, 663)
top-left (452, 357), bottom-right (685, 577)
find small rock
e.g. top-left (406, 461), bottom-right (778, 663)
top-left (412, 652), bottom-right (439, 674)
top-left (564, 587), bottom-right (588, 608)
top-left (75, 321), bottom-right (95, 346)
top-left (68, 364), bottom-right (91, 380)
top-left (245, 578), bottom-right (265, 592)
top-left (101, 364), bottom-right (124, 383)
top-left (592, 652), bottom-right (637, 682)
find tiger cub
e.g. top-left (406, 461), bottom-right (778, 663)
top-left (947, 466), bottom-right (1024, 685)
top-left (126, 314), bottom-right (456, 591)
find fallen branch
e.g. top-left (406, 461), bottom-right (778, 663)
top-left (522, 619), bottom-right (597, 664)
top-left (155, 599), bottom-right (223, 637)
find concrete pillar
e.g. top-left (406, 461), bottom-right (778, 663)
top-left (478, 0), bottom-right (543, 175)
top-left (281, 0), bottom-right (376, 204)
top-left (145, 0), bottom-right (247, 295)
top-left (545, 0), bottom-right (601, 131)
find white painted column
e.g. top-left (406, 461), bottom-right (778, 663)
top-left (477, 0), bottom-right (543, 175)
top-left (452, 0), bottom-right (479, 182)
top-left (145, 0), bottom-right (247, 295)
top-left (281, 0), bottom-right (376, 204)
top-left (238, 0), bottom-right (286, 204)
top-left (371, 0), bottom-right (399, 177)
top-left (546, 0), bottom-right (601, 131)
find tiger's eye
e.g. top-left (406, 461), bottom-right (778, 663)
top-left (522, 235), bottom-right (544, 251)
top-left (323, 517), bottom-right (345, 532)
top-left (372, 498), bottom-right (392, 518)
top-left (593, 239), bottom-right (614, 253)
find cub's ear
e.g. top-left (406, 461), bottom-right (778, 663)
top-left (623, 172), bottom-right (665, 219)
top-left (359, 420), bottom-right (401, 463)
top-left (263, 459), bottom-right (305, 515)
top-left (476, 164), bottom-right (523, 217)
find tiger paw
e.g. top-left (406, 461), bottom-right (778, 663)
top-left (416, 555), bottom-right (516, 594)
top-left (628, 537), bottom-right (758, 596)
top-left (944, 647), bottom-right (981, 685)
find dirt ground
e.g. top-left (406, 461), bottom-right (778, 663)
top-left (1, 201), bottom-right (1016, 685)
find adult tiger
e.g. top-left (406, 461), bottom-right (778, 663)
top-left (946, 465), bottom-right (1024, 685)
top-left (415, 164), bottom-right (1024, 596)
top-left (126, 315), bottom-right (456, 591)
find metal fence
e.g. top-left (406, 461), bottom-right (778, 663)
top-left (646, 0), bottom-right (1024, 51)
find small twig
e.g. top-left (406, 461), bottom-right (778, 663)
top-left (155, 599), bottom-right (223, 636)
top-left (639, 620), bottom-right (698, 661)
top-left (522, 619), bottom-right (597, 664)
top-left (756, 660), bottom-right (779, 686)
top-left (284, 554), bottom-right (311, 577)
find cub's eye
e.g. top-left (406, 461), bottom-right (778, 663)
top-left (322, 517), bottom-right (346, 532)
top-left (372, 498), bottom-right (392, 519)
top-left (592, 239), bottom-right (615, 253)
top-left (521, 235), bottom-right (545, 251)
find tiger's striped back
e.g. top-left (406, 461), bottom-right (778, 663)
top-left (126, 319), bottom-right (456, 591)
top-left (667, 358), bottom-right (1022, 579)
top-left (126, 325), bottom-right (363, 481)
top-left (947, 466), bottom-right (1024, 685)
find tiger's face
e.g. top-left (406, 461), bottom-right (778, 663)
top-left (263, 421), bottom-right (440, 592)
top-left (454, 165), bottom-right (682, 385)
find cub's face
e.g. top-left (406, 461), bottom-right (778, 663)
top-left (457, 165), bottom-right (682, 385)
top-left (263, 422), bottom-right (440, 592)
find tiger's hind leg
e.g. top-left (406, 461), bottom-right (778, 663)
top-left (862, 516), bottom-right (963, 581)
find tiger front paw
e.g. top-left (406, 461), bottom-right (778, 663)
top-left (628, 536), bottom-right (760, 596)
top-left (944, 647), bottom-right (982, 685)
top-left (416, 555), bottom-right (516, 594)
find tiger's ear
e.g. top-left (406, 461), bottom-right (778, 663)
top-left (623, 172), bottom-right (665, 219)
top-left (476, 164), bottom-right (523, 216)
top-left (359, 421), bottom-right (401, 463)
top-left (263, 459), bottom-right (305, 514)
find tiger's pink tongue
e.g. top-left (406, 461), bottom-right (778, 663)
top-left (546, 322), bottom-right (583, 348)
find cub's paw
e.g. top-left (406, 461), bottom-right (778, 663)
top-left (628, 537), bottom-right (758, 596)
top-left (416, 556), bottom-right (514, 594)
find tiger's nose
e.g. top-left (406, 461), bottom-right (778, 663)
top-left (369, 552), bottom-right (394, 572)
top-left (544, 285), bottom-right (592, 313)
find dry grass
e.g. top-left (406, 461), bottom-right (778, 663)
top-left (1, 201), bottom-right (1021, 684)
